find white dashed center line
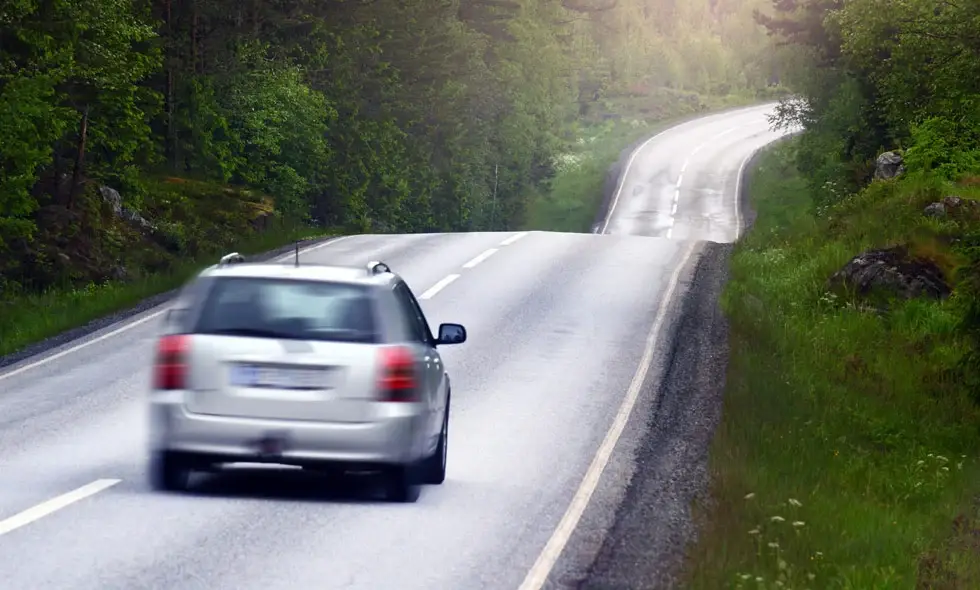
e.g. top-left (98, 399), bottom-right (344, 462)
top-left (419, 232), bottom-right (530, 300)
top-left (462, 248), bottom-right (498, 269)
top-left (419, 274), bottom-right (461, 300)
top-left (0, 479), bottom-right (120, 537)
top-left (499, 231), bottom-right (528, 246)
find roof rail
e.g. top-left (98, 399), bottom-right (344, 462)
top-left (366, 260), bottom-right (391, 276)
top-left (218, 252), bottom-right (246, 267)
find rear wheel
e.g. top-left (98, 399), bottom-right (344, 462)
top-left (421, 393), bottom-right (450, 485)
top-left (384, 464), bottom-right (421, 503)
top-left (149, 451), bottom-right (192, 492)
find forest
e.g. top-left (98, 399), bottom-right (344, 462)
top-left (0, 0), bottom-right (778, 302)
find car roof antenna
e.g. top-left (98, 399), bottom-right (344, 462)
top-left (294, 240), bottom-right (300, 267)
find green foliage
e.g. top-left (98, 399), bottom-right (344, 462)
top-left (1, 0), bottom-right (778, 301)
top-left (760, 0), bottom-right (980, 194)
top-left (904, 115), bottom-right (980, 182)
top-left (685, 141), bottom-right (980, 589)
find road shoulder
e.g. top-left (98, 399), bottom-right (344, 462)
top-left (570, 241), bottom-right (732, 589)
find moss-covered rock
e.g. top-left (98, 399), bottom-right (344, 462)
top-left (2, 175), bottom-right (281, 297)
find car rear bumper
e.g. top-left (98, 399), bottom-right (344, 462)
top-left (148, 393), bottom-right (428, 467)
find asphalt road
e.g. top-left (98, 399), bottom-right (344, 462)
top-left (0, 103), bottom-right (791, 589)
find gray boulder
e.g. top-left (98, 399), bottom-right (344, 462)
top-left (98, 186), bottom-right (156, 232)
top-left (923, 202), bottom-right (946, 218)
top-left (828, 246), bottom-right (950, 301)
top-left (874, 151), bottom-right (905, 180)
top-left (922, 195), bottom-right (980, 220)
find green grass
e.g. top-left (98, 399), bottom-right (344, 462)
top-left (524, 92), bottom-right (762, 233)
top-left (0, 223), bottom-right (326, 358)
top-left (683, 139), bottom-right (980, 589)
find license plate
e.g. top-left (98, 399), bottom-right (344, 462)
top-left (229, 365), bottom-right (330, 390)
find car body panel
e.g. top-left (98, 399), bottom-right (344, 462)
top-left (149, 396), bottom-right (428, 466)
top-left (148, 257), bottom-right (462, 472)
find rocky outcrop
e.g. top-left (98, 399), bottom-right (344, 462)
top-left (98, 186), bottom-right (156, 232)
top-left (923, 202), bottom-right (947, 218)
top-left (828, 246), bottom-right (951, 301)
top-left (245, 197), bottom-right (276, 232)
top-left (96, 185), bottom-right (187, 254)
top-left (922, 195), bottom-right (980, 220)
top-left (874, 151), bottom-right (905, 180)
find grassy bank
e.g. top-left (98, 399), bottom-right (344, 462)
top-left (0, 222), bottom-right (326, 359)
top-left (0, 173), bottom-right (332, 360)
top-left (684, 139), bottom-right (980, 588)
top-left (522, 91), bottom-right (764, 233)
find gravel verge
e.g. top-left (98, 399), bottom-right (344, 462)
top-left (572, 240), bottom-right (732, 589)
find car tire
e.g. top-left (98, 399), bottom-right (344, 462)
top-left (149, 451), bottom-right (191, 492)
top-left (384, 464), bottom-right (421, 503)
top-left (421, 393), bottom-right (450, 485)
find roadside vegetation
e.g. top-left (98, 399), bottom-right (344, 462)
top-left (685, 1), bottom-right (980, 587)
top-left (0, 0), bottom-right (781, 359)
top-left (0, 222), bottom-right (326, 358)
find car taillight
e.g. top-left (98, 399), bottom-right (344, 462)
top-left (154, 334), bottom-right (189, 390)
top-left (378, 346), bottom-right (417, 401)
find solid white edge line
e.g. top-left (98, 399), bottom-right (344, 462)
top-left (419, 274), bottom-right (460, 300)
top-left (519, 116), bottom-right (773, 588)
top-left (500, 232), bottom-right (528, 246)
top-left (0, 479), bottom-right (121, 536)
top-left (0, 311), bottom-right (168, 384)
top-left (733, 150), bottom-right (754, 241)
top-left (0, 235), bottom-right (355, 382)
top-left (517, 240), bottom-right (700, 590)
top-left (462, 248), bottom-right (499, 269)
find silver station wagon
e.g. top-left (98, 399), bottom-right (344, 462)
top-left (147, 251), bottom-right (467, 503)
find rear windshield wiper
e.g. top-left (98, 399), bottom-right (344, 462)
top-left (202, 327), bottom-right (298, 340)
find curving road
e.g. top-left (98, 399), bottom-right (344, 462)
top-left (0, 103), bottom-right (790, 589)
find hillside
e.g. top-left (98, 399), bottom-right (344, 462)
top-left (684, 1), bottom-right (980, 587)
top-left (0, 0), bottom-right (781, 358)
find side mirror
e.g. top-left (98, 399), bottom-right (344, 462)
top-left (435, 323), bottom-right (467, 346)
top-left (218, 252), bottom-right (245, 266)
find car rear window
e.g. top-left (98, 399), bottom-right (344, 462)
top-left (193, 277), bottom-right (380, 343)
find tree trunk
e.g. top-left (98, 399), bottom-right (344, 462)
top-left (68, 105), bottom-right (90, 210)
top-left (165, 0), bottom-right (176, 170)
